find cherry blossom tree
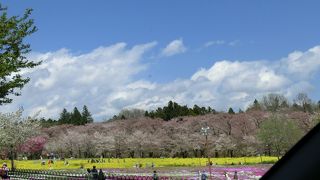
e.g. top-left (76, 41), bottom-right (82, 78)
top-left (0, 110), bottom-right (40, 169)
top-left (19, 136), bottom-right (47, 158)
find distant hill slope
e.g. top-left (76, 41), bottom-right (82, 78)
top-left (38, 109), bottom-right (317, 159)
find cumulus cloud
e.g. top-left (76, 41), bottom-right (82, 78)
top-left (1, 42), bottom-right (157, 119)
top-left (191, 60), bottom-right (290, 92)
top-left (161, 39), bottom-right (187, 57)
top-left (1, 43), bottom-right (320, 121)
top-left (281, 46), bottom-right (320, 78)
top-left (123, 46), bottom-right (320, 113)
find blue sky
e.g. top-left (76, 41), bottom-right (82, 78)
top-left (2, 0), bottom-right (320, 120)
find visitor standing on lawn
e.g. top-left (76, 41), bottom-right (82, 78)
top-left (152, 170), bottom-right (159, 180)
top-left (201, 170), bottom-right (207, 180)
top-left (98, 169), bottom-right (105, 180)
top-left (91, 166), bottom-right (98, 180)
top-left (1, 163), bottom-right (9, 179)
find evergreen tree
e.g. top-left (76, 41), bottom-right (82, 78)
top-left (253, 99), bottom-right (261, 110)
top-left (141, 101), bottom-right (215, 120)
top-left (58, 108), bottom-right (71, 124)
top-left (82, 105), bottom-right (93, 124)
top-left (228, 107), bottom-right (235, 114)
top-left (144, 111), bottom-right (149, 117)
top-left (71, 107), bottom-right (82, 125)
top-left (192, 105), bottom-right (202, 115)
top-left (163, 101), bottom-right (175, 120)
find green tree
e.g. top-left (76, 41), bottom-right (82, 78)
top-left (40, 117), bottom-right (58, 127)
top-left (144, 101), bottom-right (214, 120)
top-left (246, 99), bottom-right (262, 111)
top-left (228, 107), bottom-right (235, 114)
top-left (192, 104), bottom-right (202, 115)
top-left (82, 105), bottom-right (93, 124)
top-left (58, 108), bottom-right (71, 124)
top-left (0, 4), bottom-right (40, 105)
top-left (71, 107), bottom-right (82, 125)
top-left (257, 114), bottom-right (303, 159)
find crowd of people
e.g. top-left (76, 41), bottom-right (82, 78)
top-left (87, 165), bottom-right (105, 180)
top-left (200, 170), bottom-right (239, 180)
top-left (0, 161), bottom-right (241, 180)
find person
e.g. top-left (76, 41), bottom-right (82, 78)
top-left (0, 166), bottom-right (4, 179)
top-left (201, 170), bottom-right (207, 180)
top-left (48, 159), bottom-right (52, 168)
top-left (98, 169), bottom-right (105, 180)
top-left (64, 160), bottom-right (69, 166)
top-left (1, 163), bottom-right (9, 179)
top-left (233, 171), bottom-right (238, 180)
top-left (152, 170), bottom-right (158, 180)
top-left (87, 168), bottom-right (91, 173)
top-left (91, 166), bottom-right (98, 180)
top-left (224, 171), bottom-right (231, 180)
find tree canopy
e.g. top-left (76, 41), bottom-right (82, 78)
top-left (0, 110), bottom-right (40, 148)
top-left (54, 105), bottom-right (94, 126)
top-left (257, 114), bottom-right (303, 159)
top-left (145, 101), bottom-right (215, 121)
top-left (0, 4), bottom-right (40, 105)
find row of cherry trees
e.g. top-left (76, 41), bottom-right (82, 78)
top-left (15, 109), bottom-right (317, 159)
top-left (1, 93), bottom-right (319, 159)
top-left (1, 109), bottom-right (319, 160)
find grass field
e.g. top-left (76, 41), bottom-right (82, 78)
top-left (3, 156), bottom-right (278, 170)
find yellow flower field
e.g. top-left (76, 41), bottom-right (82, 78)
top-left (3, 156), bottom-right (277, 170)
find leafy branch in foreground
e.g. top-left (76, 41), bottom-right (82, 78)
top-left (0, 4), bottom-right (40, 105)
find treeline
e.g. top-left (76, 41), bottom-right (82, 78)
top-left (40, 105), bottom-right (93, 127)
top-left (41, 109), bottom-right (319, 159)
top-left (7, 93), bottom-right (320, 159)
top-left (42, 92), bottom-right (320, 126)
top-left (110, 102), bottom-right (216, 121)
top-left (112, 93), bottom-right (320, 121)
top-left (145, 101), bottom-right (216, 121)
top-left (246, 93), bottom-right (320, 113)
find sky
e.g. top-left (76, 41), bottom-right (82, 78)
top-left (1, 0), bottom-right (320, 120)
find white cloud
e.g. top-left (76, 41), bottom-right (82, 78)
top-left (1, 43), bottom-right (320, 121)
top-left (124, 46), bottom-right (320, 113)
top-left (203, 40), bottom-right (239, 48)
top-left (204, 40), bottom-right (225, 47)
top-left (161, 39), bottom-right (187, 57)
top-left (1, 42), bottom-right (157, 119)
top-left (281, 46), bottom-right (320, 78)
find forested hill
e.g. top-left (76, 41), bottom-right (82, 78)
top-left (40, 107), bottom-right (319, 159)
top-left (104, 93), bottom-right (320, 122)
top-left (35, 93), bottom-right (320, 159)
